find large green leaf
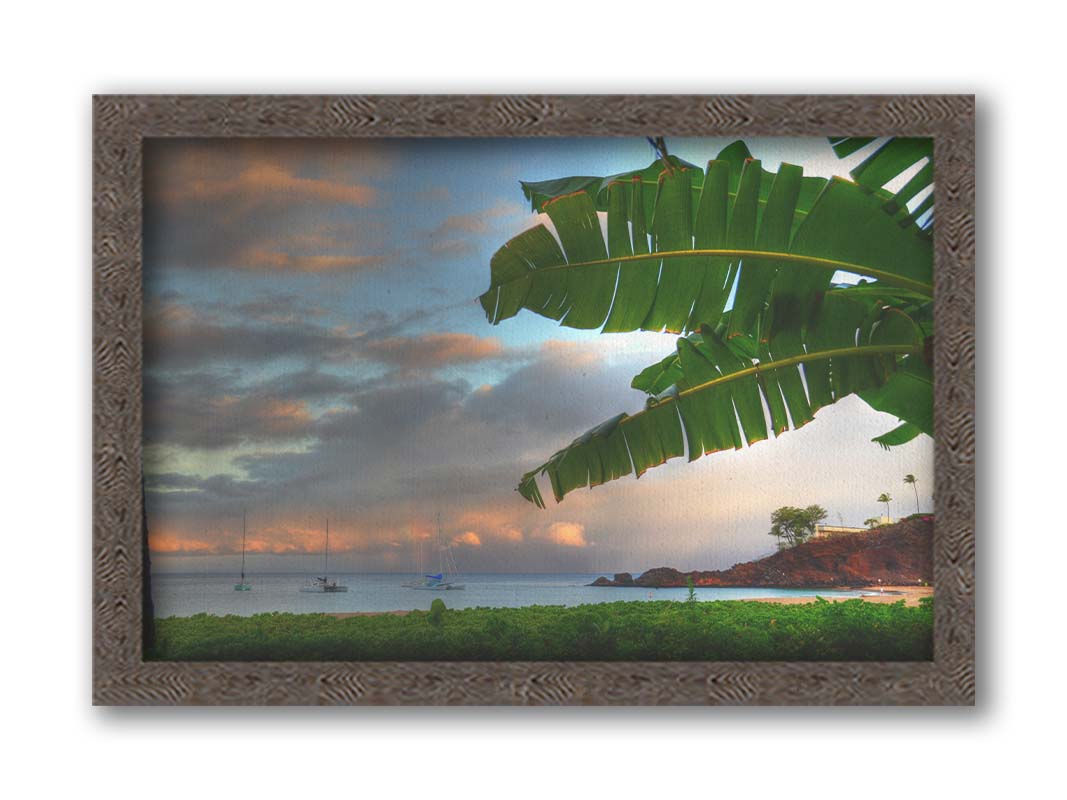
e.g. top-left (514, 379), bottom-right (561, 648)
top-left (829, 137), bottom-right (934, 224)
top-left (520, 154), bottom-right (699, 217)
top-left (516, 303), bottom-right (929, 507)
top-left (480, 161), bottom-right (933, 336)
top-left (486, 138), bottom-right (937, 507)
top-left (629, 292), bottom-right (933, 449)
top-left (872, 423), bottom-right (924, 450)
top-left (521, 141), bottom-right (834, 227)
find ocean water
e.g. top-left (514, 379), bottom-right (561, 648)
top-left (152, 572), bottom-right (868, 618)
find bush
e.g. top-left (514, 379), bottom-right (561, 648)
top-left (428, 598), bottom-right (446, 626)
top-left (148, 598), bottom-right (933, 662)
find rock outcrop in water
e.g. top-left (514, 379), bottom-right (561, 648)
top-left (591, 572), bottom-right (636, 587)
top-left (590, 517), bottom-right (933, 588)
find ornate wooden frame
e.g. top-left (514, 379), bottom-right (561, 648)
top-left (93, 94), bottom-right (975, 705)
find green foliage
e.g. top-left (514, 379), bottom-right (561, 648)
top-left (148, 600), bottom-right (933, 662)
top-left (514, 302), bottom-right (928, 507)
top-left (769, 505), bottom-right (827, 549)
top-left (477, 139), bottom-right (935, 506)
top-left (686, 576), bottom-right (697, 603)
top-left (480, 141), bottom-right (932, 335)
top-left (904, 473), bottom-right (920, 513)
top-left (828, 137), bottom-right (934, 223)
top-left (428, 598), bottom-right (446, 626)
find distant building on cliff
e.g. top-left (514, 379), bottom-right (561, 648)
top-left (813, 523), bottom-right (875, 539)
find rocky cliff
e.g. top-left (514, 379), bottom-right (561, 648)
top-left (590, 517), bottom-right (933, 588)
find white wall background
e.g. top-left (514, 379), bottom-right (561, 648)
top-left (0, 2), bottom-right (1051, 798)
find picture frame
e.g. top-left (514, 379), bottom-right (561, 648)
top-left (93, 94), bottom-right (975, 705)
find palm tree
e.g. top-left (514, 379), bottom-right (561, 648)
top-left (864, 517), bottom-right (881, 529)
top-left (478, 137), bottom-right (934, 507)
top-left (904, 474), bottom-right (920, 514)
top-left (878, 493), bottom-right (892, 521)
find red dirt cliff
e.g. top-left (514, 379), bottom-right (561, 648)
top-left (590, 517), bottom-right (933, 588)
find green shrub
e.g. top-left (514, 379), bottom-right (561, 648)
top-left (148, 598), bottom-right (933, 662)
top-left (428, 598), bottom-right (446, 626)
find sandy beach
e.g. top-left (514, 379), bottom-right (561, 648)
top-left (748, 585), bottom-right (933, 607)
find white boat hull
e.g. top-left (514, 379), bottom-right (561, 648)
top-left (300, 578), bottom-right (348, 592)
top-left (411, 583), bottom-right (465, 590)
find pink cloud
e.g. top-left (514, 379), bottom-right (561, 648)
top-left (496, 524), bottom-right (524, 542)
top-left (451, 531), bottom-right (482, 547)
top-left (362, 333), bottom-right (504, 368)
top-left (234, 247), bottom-right (387, 273)
top-left (542, 522), bottom-right (588, 548)
top-left (153, 146), bottom-right (382, 210)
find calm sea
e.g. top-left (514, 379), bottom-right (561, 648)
top-left (152, 572), bottom-right (868, 617)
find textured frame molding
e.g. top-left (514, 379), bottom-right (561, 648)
top-left (93, 94), bottom-right (975, 705)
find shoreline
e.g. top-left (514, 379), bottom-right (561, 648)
top-left (325, 585), bottom-right (933, 617)
top-left (746, 585), bottom-right (932, 607)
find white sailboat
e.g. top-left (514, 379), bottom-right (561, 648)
top-left (408, 514), bottom-right (465, 591)
top-left (234, 510), bottom-right (252, 591)
top-left (400, 525), bottom-right (426, 588)
top-left (300, 518), bottom-right (348, 593)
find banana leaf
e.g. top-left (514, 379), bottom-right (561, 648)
top-left (829, 136), bottom-right (934, 223)
top-left (516, 302), bottom-right (929, 507)
top-left (486, 139), bottom-right (937, 506)
top-left (630, 296), bottom-right (932, 448)
top-left (480, 159), bottom-right (933, 337)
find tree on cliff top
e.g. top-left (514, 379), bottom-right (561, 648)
top-left (904, 473), bottom-right (920, 513)
top-left (768, 505), bottom-right (828, 550)
top-left (878, 493), bottom-right (893, 519)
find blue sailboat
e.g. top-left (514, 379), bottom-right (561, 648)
top-left (408, 514), bottom-right (465, 590)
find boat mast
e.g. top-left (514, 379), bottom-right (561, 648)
top-left (240, 509), bottom-right (247, 583)
top-left (412, 524), bottom-right (420, 576)
top-left (324, 518), bottom-right (329, 581)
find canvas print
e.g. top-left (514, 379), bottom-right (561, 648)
top-left (142, 135), bottom-right (934, 662)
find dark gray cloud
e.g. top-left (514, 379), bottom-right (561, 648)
top-left (144, 294), bottom-right (507, 376)
top-left (144, 315), bottom-right (363, 370)
top-left (229, 293), bottom-right (331, 323)
top-left (464, 342), bottom-right (643, 435)
top-left (144, 368), bottom-right (323, 451)
top-left (314, 377), bottom-right (469, 444)
top-left (144, 472), bottom-right (204, 491)
top-left (143, 340), bottom-right (655, 552)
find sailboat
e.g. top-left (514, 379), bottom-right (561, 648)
top-left (234, 510), bottom-right (252, 591)
top-left (299, 518), bottom-right (349, 593)
top-left (408, 514), bottom-right (465, 591)
top-left (400, 525), bottom-right (426, 588)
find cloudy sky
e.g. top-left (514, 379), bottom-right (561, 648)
top-left (143, 136), bottom-right (933, 575)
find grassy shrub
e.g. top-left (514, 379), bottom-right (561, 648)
top-left (428, 598), bottom-right (446, 626)
top-left (149, 598), bottom-right (933, 662)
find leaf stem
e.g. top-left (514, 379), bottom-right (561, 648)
top-left (523, 250), bottom-right (933, 297)
top-left (621, 343), bottom-right (924, 425)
